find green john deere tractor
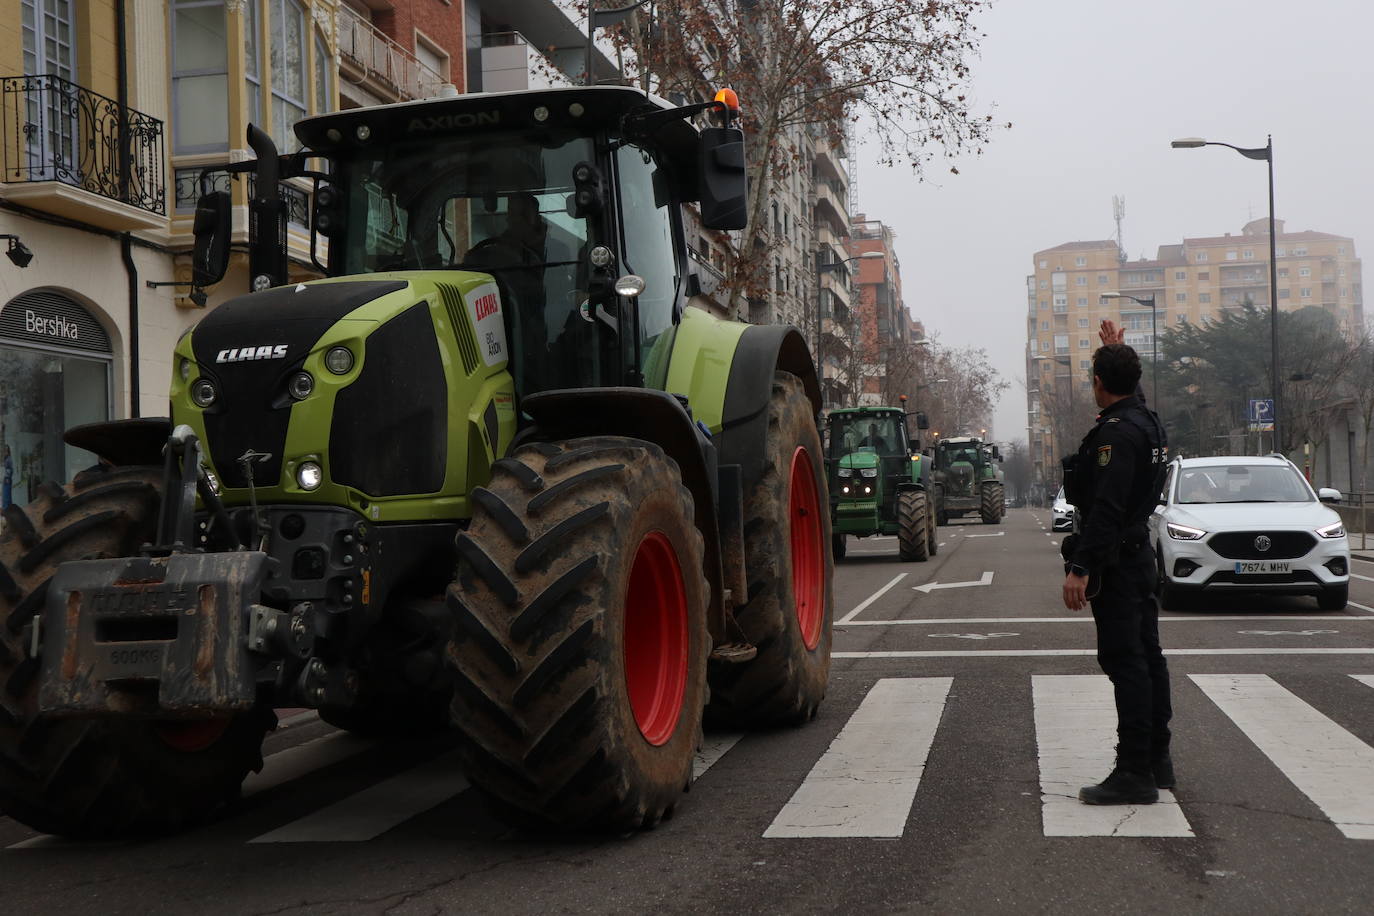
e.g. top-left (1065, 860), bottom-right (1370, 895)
top-left (826, 406), bottom-right (940, 561)
top-left (931, 436), bottom-right (1005, 525)
top-left (0, 86), bottom-right (835, 838)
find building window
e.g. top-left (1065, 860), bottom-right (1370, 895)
top-left (1338, 246), bottom-right (1347, 255)
top-left (1078, 338), bottom-right (1090, 349)
top-left (1076, 297), bottom-right (1086, 307)
top-left (1078, 318), bottom-right (1089, 328)
top-left (1341, 288), bottom-right (1348, 298)
top-left (1242, 249), bottom-right (1254, 259)
top-left (1275, 248), bottom-right (1286, 257)
top-left (1053, 334), bottom-right (1069, 354)
top-left (1278, 268), bottom-right (1289, 278)
top-left (1195, 252), bottom-right (1208, 263)
top-left (1039, 279), bottom-right (1047, 290)
top-left (1075, 275), bottom-right (1086, 286)
top-left (1098, 274), bottom-right (1108, 285)
top-left (1301, 287), bottom-right (1312, 298)
top-left (1175, 270), bottom-right (1186, 280)
top-left (1040, 321), bottom-right (1049, 330)
top-left (1038, 300), bottom-right (1046, 310)
top-left (1299, 267), bottom-right (1311, 277)
top-left (1177, 314), bottom-right (1187, 324)
top-left (314, 28), bottom-right (333, 115)
top-left (1199, 293), bottom-right (1211, 303)
top-left (1225, 251), bottom-right (1237, 261)
top-left (269, 0), bottom-right (308, 153)
top-left (1197, 271), bottom-right (1209, 280)
top-left (1175, 292), bottom-right (1187, 303)
top-left (1292, 247), bottom-right (1308, 256)
top-left (1075, 256), bottom-right (1086, 267)
top-left (1279, 288), bottom-right (1290, 299)
top-left (1039, 259), bottom-right (1048, 268)
top-left (172, 0), bottom-right (229, 153)
top-left (245, 0), bottom-right (262, 126)
top-left (1051, 272), bottom-right (1067, 291)
top-left (1080, 359), bottom-right (1090, 369)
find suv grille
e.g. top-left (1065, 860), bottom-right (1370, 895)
top-left (1208, 530), bottom-right (1316, 560)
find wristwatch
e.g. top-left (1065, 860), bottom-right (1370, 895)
top-left (1067, 563), bottom-right (1090, 578)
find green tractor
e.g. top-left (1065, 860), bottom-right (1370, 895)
top-left (825, 405), bottom-right (940, 561)
top-left (0, 86), bottom-right (835, 838)
top-left (931, 436), bottom-right (1005, 525)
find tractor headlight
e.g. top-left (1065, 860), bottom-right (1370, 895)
top-left (863, 486), bottom-right (872, 495)
top-left (324, 347), bottom-right (354, 375)
top-left (841, 485), bottom-right (850, 494)
top-left (190, 378), bottom-right (217, 408)
top-left (860, 468), bottom-right (878, 478)
top-left (288, 371), bottom-right (315, 400)
top-left (296, 461), bottom-right (323, 491)
top-left (179, 358), bottom-right (193, 382)
top-left (837, 467), bottom-right (853, 478)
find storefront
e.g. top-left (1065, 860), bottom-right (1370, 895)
top-left (0, 290), bottom-right (113, 507)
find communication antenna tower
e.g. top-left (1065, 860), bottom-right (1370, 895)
top-left (1113, 195), bottom-right (1127, 264)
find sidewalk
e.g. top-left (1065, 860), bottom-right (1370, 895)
top-left (1352, 548), bottom-right (1374, 563)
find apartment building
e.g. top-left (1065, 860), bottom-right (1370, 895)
top-left (1025, 219), bottom-right (1364, 482)
top-left (849, 215), bottom-right (908, 407)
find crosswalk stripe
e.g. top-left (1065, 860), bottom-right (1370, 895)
top-left (1352, 674), bottom-right (1374, 690)
top-left (249, 750), bottom-right (468, 843)
top-left (763, 677), bottom-right (950, 838)
top-left (1191, 674), bottom-right (1374, 840)
top-left (242, 731), bottom-right (373, 798)
top-left (695, 732), bottom-right (743, 778)
top-left (1032, 676), bottom-right (1192, 837)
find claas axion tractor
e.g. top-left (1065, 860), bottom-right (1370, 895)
top-left (931, 436), bottom-right (1005, 525)
top-left (0, 86), bottom-right (836, 837)
top-left (825, 402), bottom-right (940, 562)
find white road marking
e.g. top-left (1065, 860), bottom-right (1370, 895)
top-left (1350, 602), bottom-right (1374, 614)
top-left (249, 750), bottom-right (469, 843)
top-left (1352, 674), bottom-right (1374, 690)
top-left (1349, 573), bottom-right (1374, 583)
top-left (835, 648), bottom-right (1374, 659)
top-left (937, 542), bottom-right (947, 548)
top-left (242, 731), bottom-right (373, 798)
top-left (1237, 629), bottom-right (1338, 636)
top-left (764, 678), bottom-right (950, 838)
top-left (964, 532), bottom-right (1005, 539)
top-left (1033, 675), bottom-right (1191, 837)
top-left (1191, 674), bottom-right (1374, 840)
top-left (837, 573), bottom-right (909, 624)
top-left (928, 632), bottom-right (1019, 640)
top-left (912, 571), bottom-right (994, 594)
top-left (277, 710), bottom-right (321, 729)
top-left (840, 614), bottom-right (1374, 626)
top-left (695, 732), bottom-right (744, 777)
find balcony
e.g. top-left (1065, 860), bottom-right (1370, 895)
top-left (1, 74), bottom-right (165, 230)
top-left (482, 32), bottom-right (574, 92)
top-left (813, 178), bottom-right (848, 236)
top-left (338, 5), bottom-right (445, 103)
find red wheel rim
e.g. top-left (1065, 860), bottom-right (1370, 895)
top-left (155, 718), bottom-right (231, 753)
top-left (624, 530), bottom-right (689, 746)
top-left (789, 446), bottom-right (825, 650)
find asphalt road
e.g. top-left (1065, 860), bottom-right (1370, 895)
top-left (3, 508), bottom-right (1373, 915)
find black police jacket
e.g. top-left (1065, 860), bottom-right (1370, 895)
top-left (1065, 395), bottom-right (1167, 573)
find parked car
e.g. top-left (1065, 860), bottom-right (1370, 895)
top-left (1150, 455), bottom-right (1349, 610)
top-left (1052, 487), bottom-right (1074, 532)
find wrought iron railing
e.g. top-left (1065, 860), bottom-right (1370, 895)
top-left (174, 166), bottom-right (309, 227)
top-left (1, 73), bottom-right (165, 216)
top-left (337, 5), bottom-right (444, 101)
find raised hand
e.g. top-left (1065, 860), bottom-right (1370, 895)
top-left (1099, 318), bottom-right (1125, 347)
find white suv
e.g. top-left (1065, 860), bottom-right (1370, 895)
top-left (1150, 455), bottom-right (1350, 610)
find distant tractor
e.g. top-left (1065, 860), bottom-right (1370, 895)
top-left (825, 405), bottom-right (939, 561)
top-left (932, 436), bottom-right (1005, 524)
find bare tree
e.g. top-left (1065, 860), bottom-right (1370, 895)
top-left (1343, 333), bottom-right (1374, 548)
top-left (922, 343), bottom-right (1008, 438)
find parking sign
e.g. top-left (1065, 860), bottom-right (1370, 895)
top-left (1248, 398), bottom-right (1275, 431)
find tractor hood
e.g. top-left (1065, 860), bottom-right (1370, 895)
top-left (838, 450), bottom-right (879, 471)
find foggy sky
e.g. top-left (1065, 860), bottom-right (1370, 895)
top-left (856, 0), bottom-right (1374, 444)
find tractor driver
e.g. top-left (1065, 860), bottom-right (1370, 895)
top-left (859, 423), bottom-right (891, 454)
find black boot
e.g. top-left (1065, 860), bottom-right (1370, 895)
top-left (1152, 754), bottom-right (1175, 790)
top-left (1078, 766), bottom-right (1159, 805)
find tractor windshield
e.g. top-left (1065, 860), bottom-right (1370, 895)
top-left (827, 414), bottom-right (904, 460)
top-left (335, 129), bottom-right (606, 392)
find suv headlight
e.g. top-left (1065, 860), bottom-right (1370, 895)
top-left (1166, 522), bottom-right (1206, 540)
top-left (859, 467), bottom-right (878, 478)
top-left (837, 467), bottom-right (853, 478)
top-left (1316, 521), bottom-right (1346, 539)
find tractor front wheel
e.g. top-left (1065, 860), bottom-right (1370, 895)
top-left (708, 372), bottom-right (833, 727)
top-left (0, 465), bottom-right (274, 838)
top-left (898, 490), bottom-right (931, 562)
top-left (980, 482), bottom-right (1005, 524)
top-left (446, 438), bottom-right (708, 831)
top-left (832, 532), bottom-right (847, 561)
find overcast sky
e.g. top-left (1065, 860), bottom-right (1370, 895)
top-left (856, 0), bottom-right (1374, 442)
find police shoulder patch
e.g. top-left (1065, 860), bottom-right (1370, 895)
top-left (1097, 445), bottom-right (1112, 467)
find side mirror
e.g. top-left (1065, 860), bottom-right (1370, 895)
top-left (1318, 487), bottom-right (1342, 504)
top-left (915, 412), bottom-right (930, 431)
top-left (992, 445), bottom-right (1001, 460)
top-left (698, 126), bottom-right (747, 229)
top-left (191, 190), bottom-right (232, 288)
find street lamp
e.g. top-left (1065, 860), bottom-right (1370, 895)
top-left (1101, 291), bottom-right (1159, 416)
top-left (1172, 134), bottom-right (1280, 453)
top-left (816, 251), bottom-right (883, 408)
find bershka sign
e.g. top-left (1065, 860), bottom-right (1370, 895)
top-left (25, 309), bottom-right (80, 342)
top-left (0, 290), bottom-right (111, 354)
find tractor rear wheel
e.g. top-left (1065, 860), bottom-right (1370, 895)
top-left (0, 465), bottom-right (274, 838)
top-left (447, 438), bottom-right (708, 831)
top-left (926, 495), bottom-right (939, 556)
top-left (898, 490), bottom-right (930, 562)
top-left (708, 372), bottom-right (833, 727)
top-left (980, 482), bottom-right (1004, 524)
top-left (832, 532), bottom-right (847, 561)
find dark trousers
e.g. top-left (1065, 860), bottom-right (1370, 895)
top-left (1089, 543), bottom-right (1172, 772)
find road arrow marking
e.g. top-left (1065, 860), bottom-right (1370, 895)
top-left (928, 632), bottom-right (1019, 640)
top-left (912, 571), bottom-right (994, 594)
top-left (1238, 629), bottom-right (1338, 636)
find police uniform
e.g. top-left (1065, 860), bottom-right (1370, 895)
top-left (1064, 392), bottom-right (1170, 799)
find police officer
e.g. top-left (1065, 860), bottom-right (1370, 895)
top-left (1062, 320), bottom-right (1170, 805)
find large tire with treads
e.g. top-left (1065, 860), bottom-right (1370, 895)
top-left (446, 437), bottom-right (708, 831)
top-left (0, 465), bottom-right (274, 838)
top-left (832, 532), bottom-right (846, 561)
top-left (707, 372), bottom-right (833, 726)
top-left (980, 482), bottom-right (1004, 524)
top-left (897, 490), bottom-right (930, 561)
top-left (926, 493), bottom-right (939, 556)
